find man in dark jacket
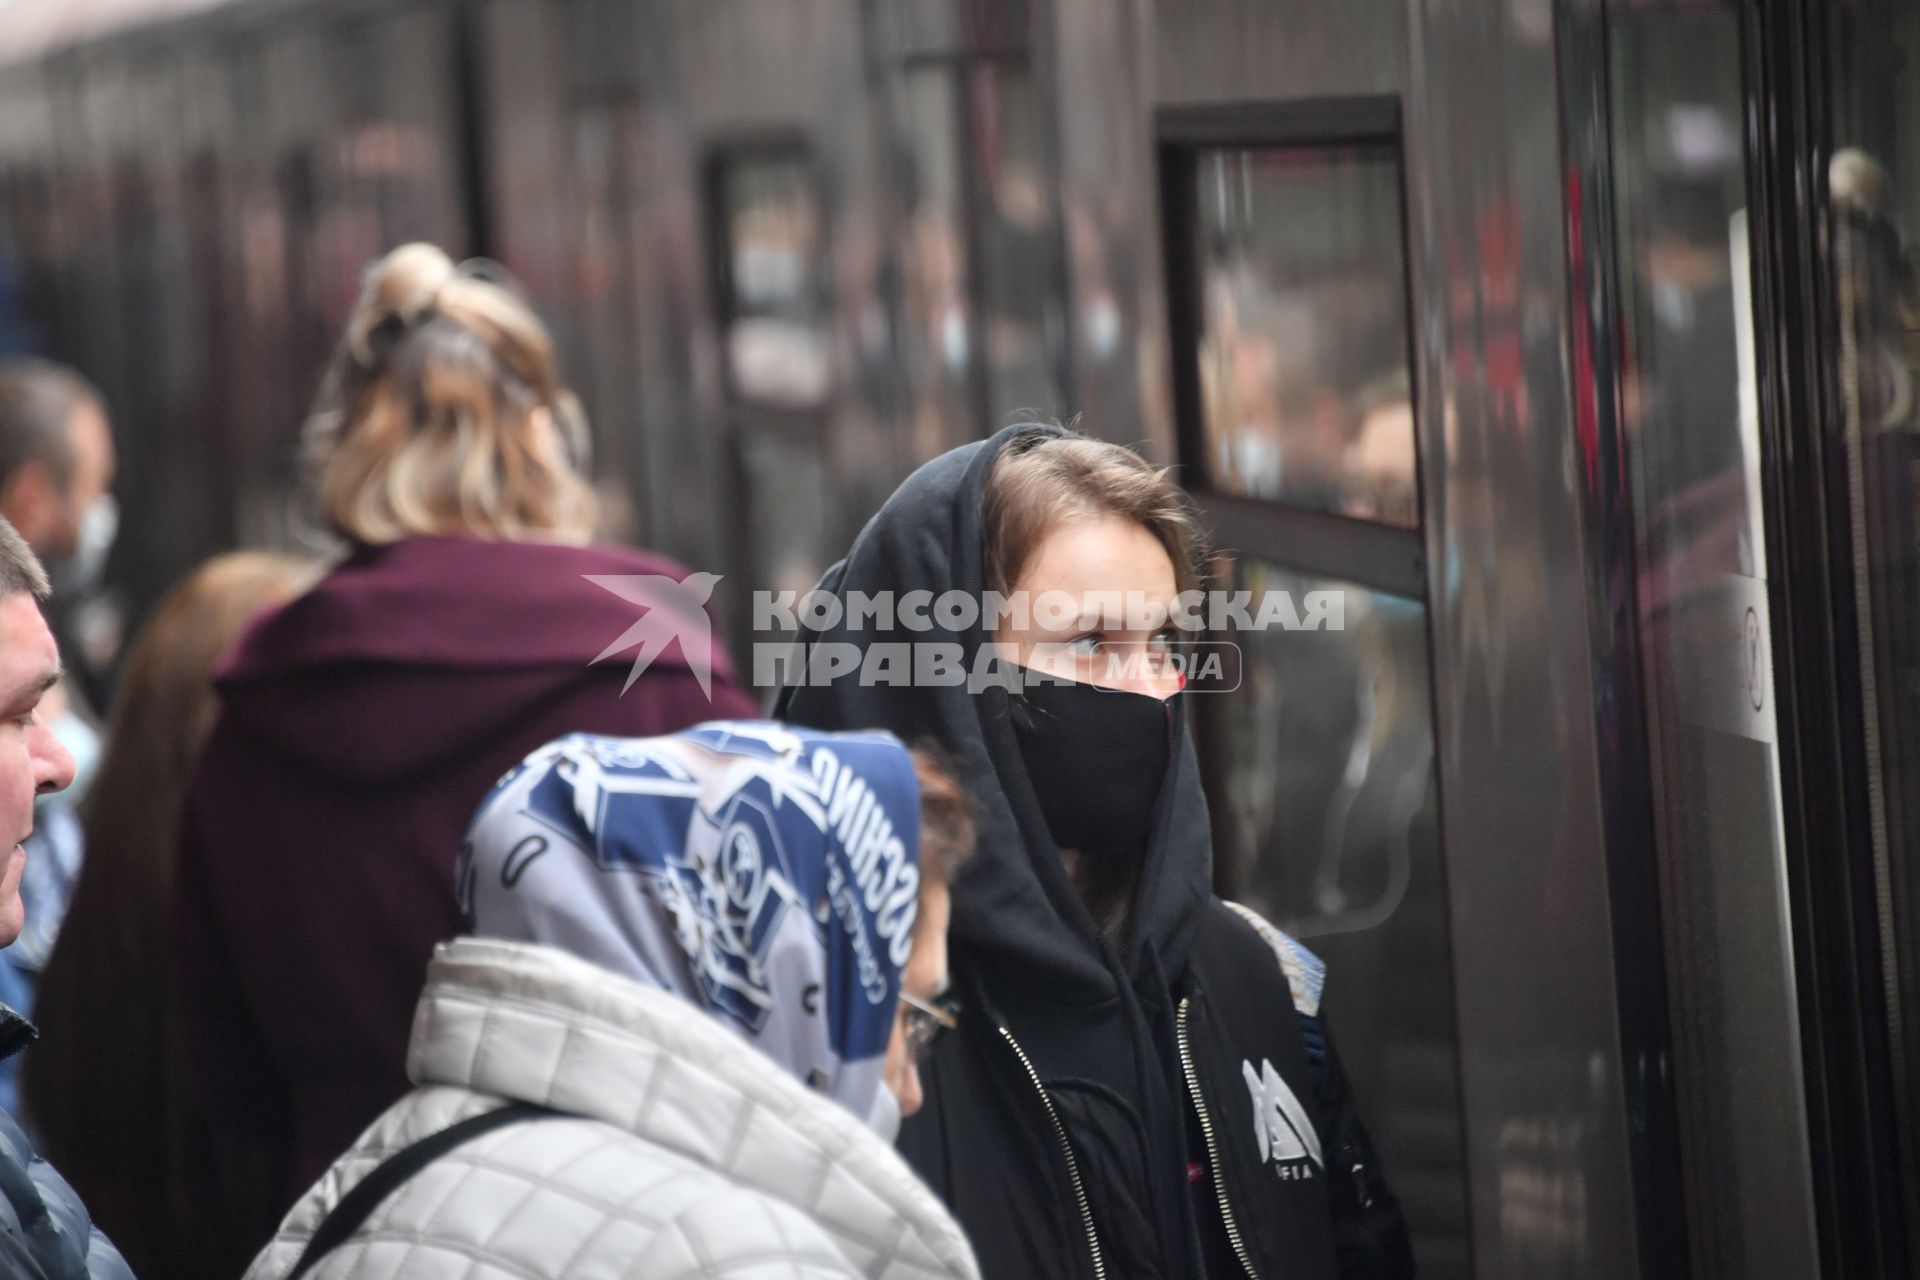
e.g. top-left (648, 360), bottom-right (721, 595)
top-left (0, 513), bottom-right (129, 1279)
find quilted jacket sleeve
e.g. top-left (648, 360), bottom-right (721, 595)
top-left (639, 1189), bottom-right (864, 1279)
top-left (0, 1108), bottom-right (134, 1280)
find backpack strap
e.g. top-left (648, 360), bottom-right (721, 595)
top-left (1221, 901), bottom-right (1325, 1018)
top-left (285, 1102), bottom-right (558, 1280)
top-left (1221, 900), bottom-right (1332, 1088)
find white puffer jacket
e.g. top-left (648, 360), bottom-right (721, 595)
top-left (246, 938), bottom-right (980, 1280)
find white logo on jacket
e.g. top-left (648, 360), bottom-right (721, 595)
top-left (1242, 1058), bottom-right (1323, 1180)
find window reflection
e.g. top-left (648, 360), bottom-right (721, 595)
top-left (1830, 0), bottom-right (1920, 1182)
top-left (737, 424), bottom-right (833, 608)
top-left (1609, 8), bottom-right (1818, 1277)
top-left (1214, 558), bottom-right (1467, 1277)
top-left (715, 149), bottom-right (829, 411)
top-left (1193, 145), bottom-right (1417, 524)
top-left (895, 60), bottom-right (1063, 451)
top-left (971, 63), bottom-right (1061, 419)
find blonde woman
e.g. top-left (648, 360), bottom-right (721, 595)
top-left (170, 244), bottom-right (755, 1270)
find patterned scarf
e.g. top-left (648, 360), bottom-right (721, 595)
top-left (458, 721), bottom-right (921, 1128)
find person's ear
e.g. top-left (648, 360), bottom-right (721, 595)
top-left (0, 459), bottom-right (59, 549)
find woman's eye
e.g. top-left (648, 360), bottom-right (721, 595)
top-left (1150, 628), bottom-right (1180, 652)
top-left (1067, 634), bottom-right (1103, 656)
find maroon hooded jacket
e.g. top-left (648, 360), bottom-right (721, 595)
top-left (170, 535), bottom-right (758, 1262)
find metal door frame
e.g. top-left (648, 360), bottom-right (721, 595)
top-left (1559, 0), bottom-right (1913, 1273)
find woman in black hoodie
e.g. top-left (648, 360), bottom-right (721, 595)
top-left (779, 423), bottom-right (1414, 1279)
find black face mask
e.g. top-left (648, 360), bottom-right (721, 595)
top-left (1009, 676), bottom-right (1178, 857)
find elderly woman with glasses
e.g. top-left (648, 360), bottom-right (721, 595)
top-left (245, 722), bottom-right (980, 1280)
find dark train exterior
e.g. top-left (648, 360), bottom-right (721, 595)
top-left (1, 1), bottom-right (1917, 1277)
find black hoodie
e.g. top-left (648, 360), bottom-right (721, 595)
top-left (778, 424), bottom-right (1414, 1279)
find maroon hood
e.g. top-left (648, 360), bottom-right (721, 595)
top-left (215, 536), bottom-right (740, 784)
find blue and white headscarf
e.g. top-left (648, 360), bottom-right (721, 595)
top-left (458, 721), bottom-right (923, 1131)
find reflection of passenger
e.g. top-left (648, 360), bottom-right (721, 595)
top-left (1199, 264), bottom-right (1387, 509)
top-left (904, 205), bottom-right (972, 458)
top-left (983, 170), bottom-right (1057, 409)
top-left (1635, 179), bottom-right (1749, 583)
top-left (1831, 146), bottom-right (1920, 873)
top-left (725, 177), bottom-right (831, 409)
top-left (1343, 373), bottom-right (1418, 524)
top-left (1199, 270), bottom-right (1294, 497)
top-left (1066, 203), bottom-right (1124, 367)
top-left (721, 176), bottom-right (829, 410)
top-left (1832, 148), bottom-right (1920, 436)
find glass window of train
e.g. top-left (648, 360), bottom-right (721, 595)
top-left (896, 67), bottom-right (978, 459)
top-left (711, 147), bottom-right (830, 412)
top-left (1607, 6), bottom-right (1820, 1277)
top-left (1829, 0), bottom-right (1920, 1218)
top-left (1184, 143), bottom-right (1417, 525)
top-left (734, 424), bottom-right (834, 635)
top-left (969, 62), bottom-right (1065, 421)
top-left (560, 100), bottom-right (648, 504)
top-left (1204, 556), bottom-right (1468, 1278)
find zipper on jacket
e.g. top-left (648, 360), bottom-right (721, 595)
top-left (997, 1025), bottom-right (1106, 1280)
top-left (1345, 1137), bottom-right (1374, 1209)
top-left (1177, 997), bottom-right (1262, 1280)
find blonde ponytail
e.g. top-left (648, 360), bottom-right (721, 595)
top-left (305, 243), bottom-right (598, 546)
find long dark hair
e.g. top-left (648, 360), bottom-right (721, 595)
top-left (23, 551), bottom-right (316, 1280)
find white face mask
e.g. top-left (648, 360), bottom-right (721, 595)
top-left (866, 1081), bottom-right (902, 1145)
top-left (940, 306), bottom-right (970, 370)
top-left (55, 493), bottom-right (118, 596)
top-left (1085, 294), bottom-right (1122, 362)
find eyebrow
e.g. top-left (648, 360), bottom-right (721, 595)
top-left (2, 667), bottom-right (62, 713)
top-left (1069, 604), bottom-right (1178, 631)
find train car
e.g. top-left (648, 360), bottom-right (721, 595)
top-left (0, 0), bottom-right (1916, 1277)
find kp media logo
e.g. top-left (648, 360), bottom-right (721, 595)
top-left (585, 573), bottom-right (724, 699)
top-left (590, 575), bottom-right (1338, 695)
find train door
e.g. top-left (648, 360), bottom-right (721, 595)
top-left (1582, 5), bottom-right (1823, 1276)
top-left (1564, 0), bottom-right (1920, 1273)
top-left (1703, 0), bottom-right (1920, 1272)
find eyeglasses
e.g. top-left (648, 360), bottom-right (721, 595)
top-left (899, 990), bottom-right (960, 1063)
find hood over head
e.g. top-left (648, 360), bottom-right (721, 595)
top-left (458, 722), bottom-right (922, 1131)
top-left (775, 423), bottom-right (1211, 1004)
top-left (214, 536), bottom-right (730, 783)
